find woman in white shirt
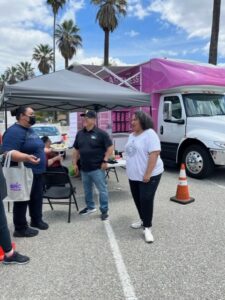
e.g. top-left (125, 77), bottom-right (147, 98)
top-left (125, 111), bottom-right (164, 243)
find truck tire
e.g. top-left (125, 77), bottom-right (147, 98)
top-left (182, 145), bottom-right (214, 179)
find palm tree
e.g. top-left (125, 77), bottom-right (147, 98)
top-left (0, 74), bottom-right (7, 91)
top-left (55, 19), bottom-right (82, 68)
top-left (91, 0), bottom-right (127, 66)
top-left (47, 0), bottom-right (66, 72)
top-left (209, 0), bottom-right (221, 65)
top-left (33, 44), bottom-right (54, 74)
top-left (5, 66), bottom-right (18, 84)
top-left (0, 74), bottom-right (8, 83)
top-left (16, 62), bottom-right (35, 81)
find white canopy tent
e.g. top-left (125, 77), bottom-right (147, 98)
top-left (0, 69), bottom-right (150, 112)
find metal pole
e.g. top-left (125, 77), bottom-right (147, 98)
top-left (3, 102), bottom-right (10, 212)
top-left (4, 102), bottom-right (8, 130)
top-left (94, 104), bottom-right (100, 127)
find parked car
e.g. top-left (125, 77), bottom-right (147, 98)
top-left (32, 124), bottom-right (66, 157)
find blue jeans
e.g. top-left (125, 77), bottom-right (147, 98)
top-left (81, 169), bottom-right (109, 213)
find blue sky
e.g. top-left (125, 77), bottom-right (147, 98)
top-left (0, 0), bottom-right (225, 75)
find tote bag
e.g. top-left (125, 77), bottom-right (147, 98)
top-left (2, 151), bottom-right (33, 202)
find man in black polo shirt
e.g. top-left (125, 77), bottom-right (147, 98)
top-left (72, 111), bottom-right (113, 220)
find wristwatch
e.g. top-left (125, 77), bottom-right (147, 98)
top-left (102, 160), bottom-right (108, 163)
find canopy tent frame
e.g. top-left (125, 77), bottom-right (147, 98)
top-left (0, 69), bottom-right (150, 129)
top-left (68, 63), bottom-right (142, 91)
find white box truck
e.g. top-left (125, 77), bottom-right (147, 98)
top-left (107, 58), bottom-right (225, 178)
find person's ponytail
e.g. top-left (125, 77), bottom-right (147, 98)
top-left (11, 106), bottom-right (27, 120)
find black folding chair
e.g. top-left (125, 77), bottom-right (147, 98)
top-left (43, 171), bottom-right (79, 223)
top-left (105, 167), bottom-right (119, 182)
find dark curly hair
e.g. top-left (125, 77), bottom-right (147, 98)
top-left (133, 111), bottom-right (154, 130)
top-left (11, 106), bottom-right (28, 121)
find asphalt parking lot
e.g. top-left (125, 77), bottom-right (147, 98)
top-left (1, 151), bottom-right (225, 300)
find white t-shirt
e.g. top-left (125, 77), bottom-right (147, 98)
top-left (125, 129), bottom-right (164, 181)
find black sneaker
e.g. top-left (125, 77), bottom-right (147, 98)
top-left (13, 227), bottom-right (39, 238)
top-left (30, 220), bottom-right (49, 230)
top-left (101, 212), bottom-right (109, 221)
top-left (3, 251), bottom-right (30, 265)
top-left (79, 207), bottom-right (97, 215)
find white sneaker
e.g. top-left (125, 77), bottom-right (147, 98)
top-left (130, 220), bottom-right (143, 229)
top-left (144, 228), bottom-right (154, 243)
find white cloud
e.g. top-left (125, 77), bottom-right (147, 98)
top-left (127, 0), bottom-right (216, 39)
top-left (203, 33), bottom-right (225, 58)
top-left (128, 0), bottom-right (225, 59)
top-left (153, 49), bottom-right (178, 57)
top-left (128, 0), bottom-right (222, 39)
top-left (59, 0), bottom-right (85, 24)
top-left (217, 32), bottom-right (225, 57)
top-left (70, 49), bottom-right (129, 66)
top-left (149, 0), bottom-right (214, 39)
top-left (128, 0), bottom-right (151, 20)
top-left (0, 0), bottom-right (86, 75)
top-left (54, 48), bottom-right (129, 70)
top-left (150, 0), bottom-right (225, 59)
top-left (0, 0), bottom-right (52, 73)
top-left (125, 30), bottom-right (139, 37)
top-left (0, 27), bottom-right (51, 73)
top-left (0, 0), bottom-right (52, 29)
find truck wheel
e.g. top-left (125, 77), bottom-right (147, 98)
top-left (182, 145), bottom-right (214, 179)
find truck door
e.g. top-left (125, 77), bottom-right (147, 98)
top-left (158, 95), bottom-right (186, 163)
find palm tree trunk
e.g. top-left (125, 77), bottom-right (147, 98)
top-left (53, 13), bottom-right (56, 72)
top-left (65, 58), bottom-right (69, 69)
top-left (208, 0), bottom-right (221, 65)
top-left (104, 29), bottom-right (110, 66)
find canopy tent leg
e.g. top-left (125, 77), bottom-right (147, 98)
top-left (4, 102), bottom-right (8, 130)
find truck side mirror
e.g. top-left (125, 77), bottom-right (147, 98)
top-left (163, 101), bottom-right (172, 121)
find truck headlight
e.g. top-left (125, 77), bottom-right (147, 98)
top-left (214, 141), bottom-right (225, 148)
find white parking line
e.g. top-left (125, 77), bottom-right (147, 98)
top-left (207, 180), bottom-right (225, 190)
top-left (92, 185), bottom-right (137, 300)
top-left (103, 220), bottom-right (137, 300)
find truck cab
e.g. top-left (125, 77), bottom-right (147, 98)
top-left (158, 90), bottom-right (225, 178)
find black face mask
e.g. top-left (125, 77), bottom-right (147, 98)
top-left (28, 116), bottom-right (36, 125)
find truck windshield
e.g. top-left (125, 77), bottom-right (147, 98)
top-left (183, 93), bottom-right (225, 117)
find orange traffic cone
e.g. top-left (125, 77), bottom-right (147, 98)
top-left (0, 242), bottom-right (16, 261)
top-left (170, 163), bottom-right (195, 204)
